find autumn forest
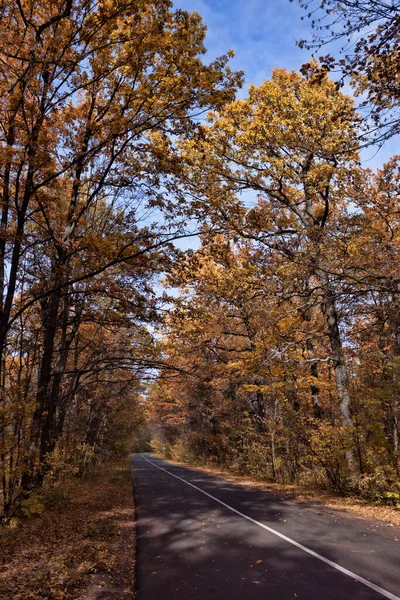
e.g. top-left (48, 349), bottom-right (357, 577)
top-left (1, 0), bottom-right (400, 526)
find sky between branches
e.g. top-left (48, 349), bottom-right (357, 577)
top-left (174, 0), bottom-right (399, 168)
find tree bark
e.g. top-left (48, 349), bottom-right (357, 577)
top-left (320, 276), bottom-right (359, 483)
top-left (21, 260), bottom-right (65, 490)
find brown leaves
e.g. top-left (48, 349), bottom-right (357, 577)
top-left (1, 461), bottom-right (135, 600)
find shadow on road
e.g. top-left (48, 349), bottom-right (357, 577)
top-left (133, 455), bottom-right (399, 600)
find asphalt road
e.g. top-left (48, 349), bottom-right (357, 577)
top-left (132, 453), bottom-right (400, 600)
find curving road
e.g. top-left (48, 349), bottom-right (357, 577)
top-left (133, 454), bottom-right (400, 600)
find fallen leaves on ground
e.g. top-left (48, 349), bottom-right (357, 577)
top-left (0, 460), bottom-right (135, 599)
top-left (165, 458), bottom-right (400, 527)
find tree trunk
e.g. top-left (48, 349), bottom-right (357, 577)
top-left (302, 299), bottom-right (322, 419)
top-left (392, 315), bottom-right (400, 466)
top-left (305, 338), bottom-right (322, 419)
top-left (320, 278), bottom-right (359, 483)
top-left (21, 267), bottom-right (64, 490)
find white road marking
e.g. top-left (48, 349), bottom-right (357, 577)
top-left (140, 454), bottom-right (400, 600)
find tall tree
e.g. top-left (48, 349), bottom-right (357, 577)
top-left (0, 0), bottom-right (242, 504)
top-left (177, 65), bottom-right (362, 481)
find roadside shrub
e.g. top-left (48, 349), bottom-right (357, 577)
top-left (373, 491), bottom-right (400, 507)
top-left (41, 485), bottom-right (73, 510)
top-left (19, 494), bottom-right (45, 518)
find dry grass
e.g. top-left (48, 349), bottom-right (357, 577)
top-left (0, 459), bottom-right (136, 600)
top-left (166, 458), bottom-right (400, 527)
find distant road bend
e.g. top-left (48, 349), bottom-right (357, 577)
top-left (133, 454), bottom-right (400, 600)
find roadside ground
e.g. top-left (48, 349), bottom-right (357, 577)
top-left (160, 456), bottom-right (400, 526)
top-left (0, 459), bottom-right (135, 600)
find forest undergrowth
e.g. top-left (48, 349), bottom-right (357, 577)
top-left (0, 459), bottom-right (135, 600)
top-left (158, 451), bottom-right (400, 527)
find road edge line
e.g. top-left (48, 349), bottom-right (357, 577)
top-left (141, 454), bottom-right (399, 600)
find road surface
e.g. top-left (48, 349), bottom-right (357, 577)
top-left (133, 453), bottom-right (400, 600)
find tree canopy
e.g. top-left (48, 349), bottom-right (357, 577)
top-left (1, 0), bottom-right (399, 519)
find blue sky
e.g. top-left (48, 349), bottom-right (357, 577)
top-left (174, 0), bottom-right (399, 168)
top-left (175, 0), bottom-right (313, 89)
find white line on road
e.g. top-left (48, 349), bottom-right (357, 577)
top-left (141, 454), bottom-right (399, 600)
